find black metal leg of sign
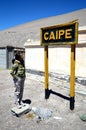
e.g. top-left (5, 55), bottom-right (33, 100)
top-left (70, 97), bottom-right (75, 110)
top-left (45, 89), bottom-right (50, 99)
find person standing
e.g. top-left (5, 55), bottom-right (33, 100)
top-left (10, 52), bottom-right (26, 108)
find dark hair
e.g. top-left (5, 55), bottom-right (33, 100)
top-left (15, 53), bottom-right (21, 61)
top-left (12, 53), bottom-right (20, 64)
top-left (12, 58), bottom-right (15, 64)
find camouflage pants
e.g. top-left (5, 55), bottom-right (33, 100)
top-left (13, 77), bottom-right (25, 105)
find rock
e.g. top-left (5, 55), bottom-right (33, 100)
top-left (80, 114), bottom-right (86, 121)
top-left (32, 107), bottom-right (52, 120)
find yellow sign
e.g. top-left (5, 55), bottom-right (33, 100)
top-left (40, 20), bottom-right (78, 45)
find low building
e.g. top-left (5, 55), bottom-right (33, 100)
top-left (0, 31), bottom-right (25, 69)
top-left (0, 46), bottom-right (24, 69)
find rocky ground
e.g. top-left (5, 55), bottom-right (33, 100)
top-left (0, 69), bottom-right (86, 130)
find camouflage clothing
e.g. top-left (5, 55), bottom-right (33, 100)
top-left (10, 59), bottom-right (25, 105)
top-left (10, 60), bottom-right (25, 79)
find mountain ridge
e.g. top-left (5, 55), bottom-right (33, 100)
top-left (0, 8), bottom-right (86, 48)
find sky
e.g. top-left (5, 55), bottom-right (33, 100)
top-left (0, 0), bottom-right (86, 30)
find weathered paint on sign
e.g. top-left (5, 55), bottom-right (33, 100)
top-left (40, 20), bottom-right (78, 45)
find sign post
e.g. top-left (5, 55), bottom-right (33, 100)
top-left (44, 45), bottom-right (49, 99)
top-left (40, 20), bottom-right (78, 109)
top-left (70, 44), bottom-right (76, 110)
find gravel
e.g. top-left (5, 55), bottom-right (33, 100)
top-left (0, 69), bottom-right (86, 130)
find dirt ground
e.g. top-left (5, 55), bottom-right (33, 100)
top-left (0, 69), bottom-right (86, 130)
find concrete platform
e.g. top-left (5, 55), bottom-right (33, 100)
top-left (11, 104), bottom-right (31, 117)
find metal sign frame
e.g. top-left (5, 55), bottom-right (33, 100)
top-left (40, 20), bottom-right (78, 110)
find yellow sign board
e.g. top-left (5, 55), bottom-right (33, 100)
top-left (40, 20), bottom-right (78, 45)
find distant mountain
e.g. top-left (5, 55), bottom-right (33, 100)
top-left (0, 8), bottom-right (86, 48)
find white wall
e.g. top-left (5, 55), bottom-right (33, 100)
top-left (25, 47), bottom-right (44, 71)
top-left (25, 46), bottom-right (86, 77)
top-left (76, 47), bottom-right (86, 77)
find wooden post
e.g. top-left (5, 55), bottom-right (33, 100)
top-left (70, 44), bottom-right (76, 110)
top-left (44, 45), bottom-right (49, 99)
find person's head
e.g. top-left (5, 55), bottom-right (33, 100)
top-left (15, 53), bottom-right (21, 61)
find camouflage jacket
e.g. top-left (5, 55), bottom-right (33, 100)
top-left (10, 60), bottom-right (25, 79)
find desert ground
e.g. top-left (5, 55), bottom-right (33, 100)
top-left (0, 69), bottom-right (86, 130)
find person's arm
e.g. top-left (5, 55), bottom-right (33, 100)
top-left (10, 63), bottom-right (18, 79)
